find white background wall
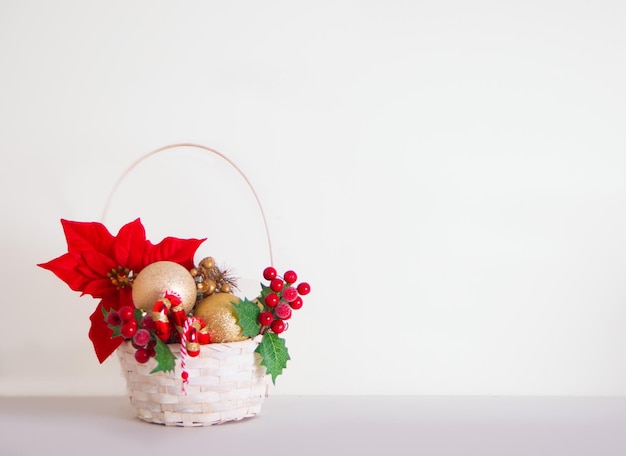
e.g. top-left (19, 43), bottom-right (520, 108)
top-left (1, 0), bottom-right (626, 396)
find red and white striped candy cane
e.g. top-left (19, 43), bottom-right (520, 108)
top-left (179, 317), bottom-right (193, 394)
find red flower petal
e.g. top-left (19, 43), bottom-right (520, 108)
top-left (37, 253), bottom-right (91, 293)
top-left (81, 250), bottom-right (117, 278)
top-left (89, 300), bottom-right (123, 363)
top-left (112, 218), bottom-right (147, 272)
top-left (118, 287), bottom-right (134, 308)
top-left (82, 278), bottom-right (116, 298)
top-left (61, 219), bottom-right (114, 256)
top-left (144, 236), bottom-right (206, 270)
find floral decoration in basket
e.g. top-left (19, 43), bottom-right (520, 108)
top-left (37, 144), bottom-right (311, 426)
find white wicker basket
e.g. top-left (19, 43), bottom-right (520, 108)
top-left (118, 335), bottom-right (269, 426)
top-left (108, 144), bottom-right (275, 427)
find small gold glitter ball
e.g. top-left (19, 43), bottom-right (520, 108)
top-left (199, 256), bottom-right (215, 270)
top-left (192, 293), bottom-right (246, 343)
top-left (132, 261), bottom-right (197, 313)
top-left (204, 279), bottom-right (217, 294)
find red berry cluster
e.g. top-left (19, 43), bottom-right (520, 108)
top-left (259, 267), bottom-right (310, 335)
top-left (106, 305), bottom-right (158, 364)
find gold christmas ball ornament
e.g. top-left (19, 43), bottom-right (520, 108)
top-left (192, 292), bottom-right (246, 343)
top-left (132, 261), bottom-right (198, 313)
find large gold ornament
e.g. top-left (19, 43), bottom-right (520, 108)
top-left (132, 261), bottom-right (197, 313)
top-left (192, 292), bottom-right (247, 343)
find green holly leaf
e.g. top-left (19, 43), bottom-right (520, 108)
top-left (260, 283), bottom-right (273, 300)
top-left (256, 333), bottom-right (290, 384)
top-left (109, 324), bottom-right (122, 338)
top-left (151, 338), bottom-right (176, 374)
top-left (233, 298), bottom-right (261, 337)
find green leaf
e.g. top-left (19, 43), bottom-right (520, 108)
top-left (260, 283), bottom-right (273, 300)
top-left (255, 333), bottom-right (290, 384)
top-left (109, 323), bottom-right (122, 338)
top-left (150, 338), bottom-right (176, 374)
top-left (233, 298), bottom-right (261, 337)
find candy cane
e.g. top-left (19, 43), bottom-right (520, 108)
top-left (180, 317), bottom-right (193, 394)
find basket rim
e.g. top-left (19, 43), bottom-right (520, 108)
top-left (118, 335), bottom-right (262, 351)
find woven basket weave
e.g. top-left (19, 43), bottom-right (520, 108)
top-left (118, 335), bottom-right (269, 426)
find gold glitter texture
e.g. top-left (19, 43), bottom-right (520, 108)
top-left (192, 293), bottom-right (247, 343)
top-left (132, 261), bottom-right (197, 313)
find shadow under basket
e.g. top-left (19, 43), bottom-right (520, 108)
top-left (117, 336), bottom-right (269, 426)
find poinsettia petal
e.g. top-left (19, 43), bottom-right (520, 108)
top-left (119, 287), bottom-right (134, 307)
top-left (112, 218), bottom-right (147, 271)
top-left (81, 278), bottom-right (116, 299)
top-left (144, 236), bottom-right (206, 270)
top-left (75, 264), bottom-right (100, 280)
top-left (61, 219), bottom-right (114, 256)
top-left (37, 253), bottom-right (91, 293)
top-left (81, 250), bottom-right (117, 277)
top-left (89, 299), bottom-right (123, 363)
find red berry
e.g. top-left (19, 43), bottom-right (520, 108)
top-left (263, 266), bottom-right (277, 280)
top-left (134, 348), bottom-right (150, 364)
top-left (258, 311), bottom-right (274, 326)
top-left (270, 278), bottom-right (284, 292)
top-left (275, 303), bottom-right (292, 320)
top-left (297, 282), bottom-right (311, 295)
top-left (121, 320), bottom-right (138, 338)
top-left (141, 315), bottom-right (155, 331)
top-left (290, 296), bottom-right (303, 310)
top-left (118, 306), bottom-right (135, 321)
top-left (181, 371), bottom-right (189, 380)
top-left (271, 319), bottom-right (285, 334)
top-left (106, 311), bottom-right (122, 326)
top-left (264, 293), bottom-right (279, 308)
top-left (282, 286), bottom-right (298, 302)
top-left (133, 329), bottom-right (151, 347)
top-left (283, 270), bottom-right (297, 284)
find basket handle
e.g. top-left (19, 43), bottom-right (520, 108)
top-left (100, 143), bottom-right (274, 266)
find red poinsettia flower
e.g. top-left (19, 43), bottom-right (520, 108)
top-left (38, 218), bottom-right (205, 363)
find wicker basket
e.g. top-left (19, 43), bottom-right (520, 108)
top-left (107, 144), bottom-right (275, 426)
top-left (118, 336), bottom-right (269, 426)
